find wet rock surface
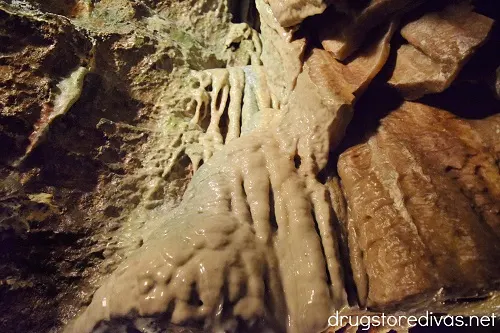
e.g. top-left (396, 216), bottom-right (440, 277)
top-left (0, 0), bottom-right (499, 332)
top-left (0, 0), bottom-right (253, 332)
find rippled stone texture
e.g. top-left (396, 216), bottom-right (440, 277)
top-left (2, 0), bottom-right (499, 332)
top-left (64, 30), bottom-right (366, 333)
top-left (338, 102), bottom-right (500, 310)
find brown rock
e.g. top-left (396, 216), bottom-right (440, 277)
top-left (320, 20), bottom-right (397, 98)
top-left (389, 44), bottom-right (454, 100)
top-left (266, 0), bottom-right (328, 27)
top-left (0, 6), bottom-right (91, 164)
top-left (389, 3), bottom-right (494, 99)
top-left (281, 22), bottom-right (396, 173)
top-left (338, 102), bottom-right (500, 310)
top-left (319, 0), bottom-right (416, 60)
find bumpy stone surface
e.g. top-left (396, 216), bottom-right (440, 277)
top-left (0, 0), bottom-right (256, 332)
top-left (0, 6), bottom-right (91, 164)
top-left (1, 0), bottom-right (498, 332)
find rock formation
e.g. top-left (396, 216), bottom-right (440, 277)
top-left (0, 0), bottom-right (498, 333)
top-left (339, 102), bottom-right (500, 310)
top-left (389, 3), bottom-right (494, 99)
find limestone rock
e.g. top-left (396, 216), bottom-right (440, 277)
top-left (389, 3), bottom-right (494, 99)
top-left (338, 102), bottom-right (500, 310)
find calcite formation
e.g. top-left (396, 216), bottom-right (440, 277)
top-left (0, 0), bottom-right (498, 333)
top-left (0, 0), bottom-right (261, 332)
